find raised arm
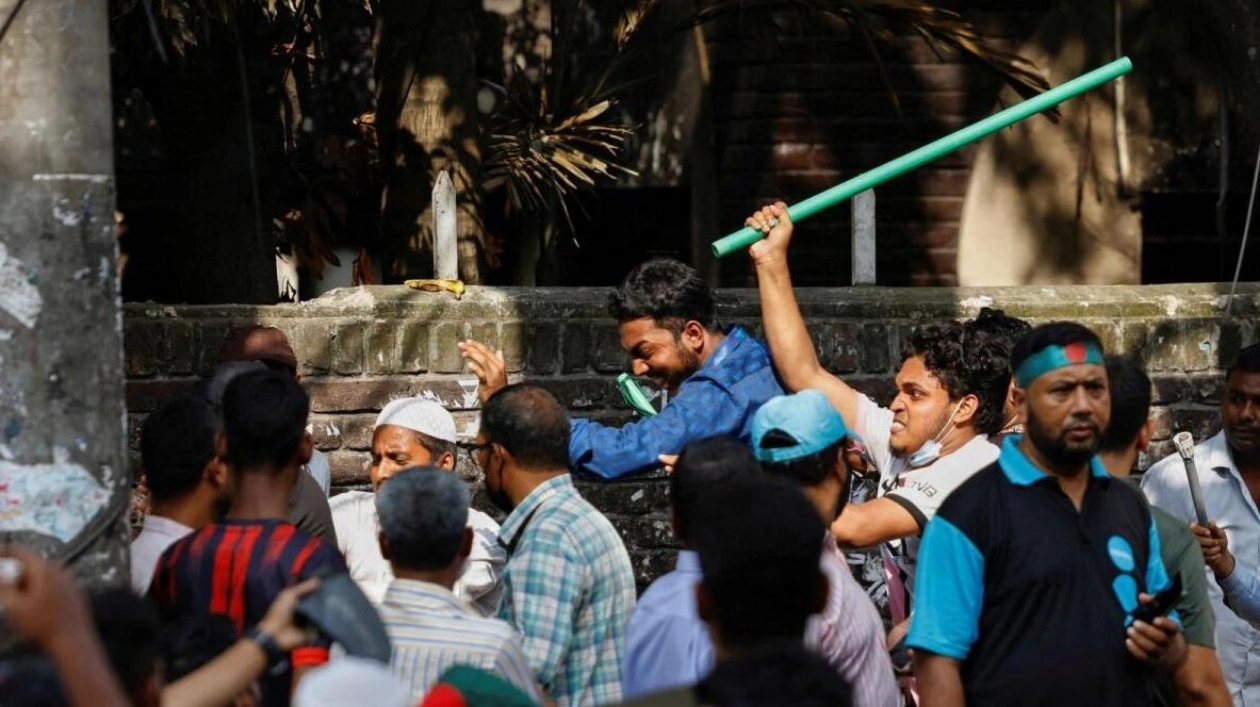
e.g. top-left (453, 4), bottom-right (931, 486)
top-left (747, 202), bottom-right (860, 425)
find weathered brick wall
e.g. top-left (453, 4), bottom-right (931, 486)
top-left (705, 3), bottom-right (1057, 287)
top-left (124, 283), bottom-right (1258, 585)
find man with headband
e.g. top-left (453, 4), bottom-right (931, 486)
top-left (744, 204), bottom-right (1010, 642)
top-left (330, 397), bottom-right (505, 615)
top-left (909, 322), bottom-right (1186, 707)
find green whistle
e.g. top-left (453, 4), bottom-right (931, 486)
top-left (617, 373), bottom-right (659, 417)
top-left (711, 56), bottom-right (1134, 257)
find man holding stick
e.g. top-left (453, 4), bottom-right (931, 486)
top-left (744, 203), bottom-right (1009, 638)
top-left (1144, 343), bottom-right (1260, 703)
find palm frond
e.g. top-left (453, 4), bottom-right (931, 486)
top-left (684, 0), bottom-right (1053, 118)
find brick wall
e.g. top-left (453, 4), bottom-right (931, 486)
top-left (124, 283), bottom-right (1257, 586)
top-left (705, 3), bottom-right (1057, 287)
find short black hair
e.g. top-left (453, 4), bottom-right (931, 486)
top-left (691, 477), bottom-right (826, 650)
top-left (670, 436), bottom-right (763, 544)
top-left (968, 307), bottom-right (1031, 358)
top-left (1229, 343), bottom-right (1260, 377)
top-left (221, 369), bottom-right (309, 471)
top-left (0, 656), bottom-right (67, 706)
top-left (608, 258), bottom-right (715, 331)
top-left (90, 589), bottom-right (162, 697)
top-left (141, 395), bottom-right (218, 504)
top-left (756, 431), bottom-right (842, 487)
top-left (1101, 355), bottom-right (1152, 453)
top-left (901, 321), bottom-right (1011, 435)
top-left (482, 383), bottom-right (570, 470)
top-left (1009, 321), bottom-right (1105, 379)
top-left (376, 466), bottom-right (469, 571)
top-left (407, 430), bottom-right (456, 464)
top-left (160, 614), bottom-right (241, 682)
top-left (697, 641), bottom-right (852, 707)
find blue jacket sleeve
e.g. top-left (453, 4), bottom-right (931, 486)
top-left (569, 378), bottom-right (745, 479)
top-left (906, 516), bottom-right (986, 660)
top-left (1220, 567), bottom-right (1260, 626)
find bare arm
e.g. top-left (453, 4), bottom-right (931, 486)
top-left (162, 579), bottom-right (319, 707)
top-left (0, 547), bottom-right (131, 707)
top-left (1174, 645), bottom-right (1233, 707)
top-left (831, 497), bottom-right (921, 550)
top-left (914, 651), bottom-right (967, 707)
top-left (747, 203), bottom-right (861, 425)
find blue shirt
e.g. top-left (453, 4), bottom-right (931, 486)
top-left (569, 326), bottom-right (784, 479)
top-left (908, 436), bottom-right (1175, 707)
top-left (497, 474), bottom-right (638, 706)
top-left (622, 550), bottom-right (713, 698)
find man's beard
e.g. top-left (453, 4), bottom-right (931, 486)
top-left (661, 345), bottom-right (701, 393)
top-left (1026, 411), bottom-right (1101, 468)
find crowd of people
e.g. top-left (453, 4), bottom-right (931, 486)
top-left (3, 202), bottom-right (1260, 707)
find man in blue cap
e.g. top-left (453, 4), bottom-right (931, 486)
top-left (751, 390), bottom-right (898, 707)
top-left (909, 322), bottom-right (1186, 707)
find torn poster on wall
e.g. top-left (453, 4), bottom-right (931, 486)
top-left (0, 461), bottom-right (109, 542)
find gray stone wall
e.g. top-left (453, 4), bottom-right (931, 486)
top-left (124, 283), bottom-right (1258, 586)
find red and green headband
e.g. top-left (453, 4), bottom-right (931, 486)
top-left (1014, 341), bottom-right (1105, 387)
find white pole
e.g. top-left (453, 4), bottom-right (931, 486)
top-left (432, 170), bottom-right (458, 280)
top-left (851, 189), bottom-right (877, 285)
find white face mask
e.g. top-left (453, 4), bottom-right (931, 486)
top-left (907, 399), bottom-right (965, 468)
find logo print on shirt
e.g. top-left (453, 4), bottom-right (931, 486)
top-left (1106, 534), bottom-right (1140, 624)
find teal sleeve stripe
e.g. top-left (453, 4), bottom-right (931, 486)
top-left (1146, 516), bottom-right (1173, 595)
top-left (906, 516), bottom-right (985, 661)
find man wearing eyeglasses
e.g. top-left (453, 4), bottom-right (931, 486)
top-left (329, 397), bottom-right (506, 615)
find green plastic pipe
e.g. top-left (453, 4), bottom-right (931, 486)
top-left (617, 373), bottom-right (659, 417)
top-left (711, 56), bottom-right (1134, 258)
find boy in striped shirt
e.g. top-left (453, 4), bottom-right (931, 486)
top-left (149, 370), bottom-right (346, 707)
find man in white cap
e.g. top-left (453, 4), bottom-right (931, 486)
top-left (330, 397), bottom-right (506, 614)
top-left (293, 657), bottom-right (413, 707)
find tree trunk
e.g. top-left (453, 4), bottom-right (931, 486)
top-left (0, 0), bottom-right (130, 587)
top-left (375, 0), bottom-right (484, 284)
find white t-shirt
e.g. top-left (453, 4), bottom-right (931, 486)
top-left (330, 491), bottom-right (507, 616)
top-left (853, 394), bottom-right (999, 597)
top-left (130, 515), bottom-right (194, 594)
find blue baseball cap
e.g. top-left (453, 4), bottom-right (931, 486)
top-left (751, 390), bottom-right (851, 464)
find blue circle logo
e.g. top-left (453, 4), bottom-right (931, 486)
top-left (1107, 535), bottom-right (1135, 572)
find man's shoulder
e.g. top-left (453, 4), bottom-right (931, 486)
top-left (1142, 450), bottom-right (1186, 486)
top-left (330, 490), bottom-right (374, 520)
top-left (468, 507), bottom-right (501, 532)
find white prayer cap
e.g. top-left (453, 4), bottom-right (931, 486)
top-left (374, 397), bottom-right (457, 443)
top-left (293, 657), bottom-right (412, 707)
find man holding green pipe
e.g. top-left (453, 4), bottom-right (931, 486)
top-left (461, 258), bottom-right (785, 479)
top-left (744, 202), bottom-right (1011, 668)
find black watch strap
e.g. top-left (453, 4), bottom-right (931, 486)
top-left (245, 626), bottom-right (288, 670)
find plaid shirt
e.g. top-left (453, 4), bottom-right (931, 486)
top-left (498, 474), bottom-right (637, 706)
top-left (569, 326), bottom-right (784, 479)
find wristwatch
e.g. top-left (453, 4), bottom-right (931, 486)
top-left (245, 626), bottom-right (289, 675)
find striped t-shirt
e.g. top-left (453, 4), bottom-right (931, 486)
top-left (148, 518), bottom-right (346, 707)
top-left (379, 578), bottom-right (540, 702)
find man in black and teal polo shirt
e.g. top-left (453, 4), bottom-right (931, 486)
top-left (908, 322), bottom-right (1187, 707)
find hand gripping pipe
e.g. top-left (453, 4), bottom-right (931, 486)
top-left (710, 57), bottom-right (1134, 257)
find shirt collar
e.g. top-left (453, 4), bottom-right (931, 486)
top-left (1205, 431), bottom-right (1238, 473)
top-left (699, 325), bottom-right (747, 373)
top-left (674, 549), bottom-right (701, 575)
top-left (382, 578), bottom-right (472, 615)
top-left (498, 474), bottom-right (574, 548)
top-left (998, 434), bottom-right (1108, 486)
top-left (141, 515), bottom-right (195, 537)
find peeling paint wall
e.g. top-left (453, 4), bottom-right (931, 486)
top-left (0, 0), bottom-right (129, 585)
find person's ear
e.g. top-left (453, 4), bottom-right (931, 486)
top-left (204, 456), bottom-right (228, 488)
top-left (1136, 419), bottom-right (1155, 453)
top-left (297, 432), bottom-right (314, 465)
top-left (438, 449), bottom-right (456, 471)
top-left (954, 394), bottom-right (980, 426)
top-left (215, 431), bottom-right (229, 461)
top-left (378, 531), bottom-right (392, 562)
top-left (681, 320), bottom-right (706, 352)
top-left (1012, 385), bottom-right (1028, 420)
